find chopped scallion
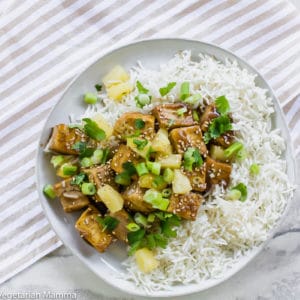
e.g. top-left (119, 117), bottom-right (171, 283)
top-left (183, 93), bottom-right (202, 105)
top-left (159, 82), bottom-right (176, 96)
top-left (162, 188), bottom-right (172, 198)
top-left (147, 213), bottom-right (156, 223)
top-left (135, 94), bottom-right (151, 108)
top-left (80, 157), bottom-right (92, 168)
top-left (136, 162), bottom-right (149, 176)
top-left (224, 142), bottom-right (243, 158)
top-left (133, 139), bottom-right (148, 150)
top-left (62, 164), bottom-right (77, 176)
top-left (84, 92), bottom-right (97, 104)
top-left (143, 189), bottom-right (169, 210)
top-left (226, 189), bottom-right (242, 201)
top-left (163, 168), bottom-right (174, 183)
top-left (43, 184), bottom-right (56, 199)
top-left (177, 107), bottom-right (187, 116)
top-left (192, 110), bottom-right (199, 121)
top-left (50, 155), bottom-right (64, 168)
top-left (126, 223), bottom-right (141, 232)
top-left (97, 216), bottom-right (119, 231)
top-left (180, 82), bottom-right (190, 100)
top-left (134, 213), bottom-right (148, 227)
top-left (232, 183), bottom-right (248, 202)
top-left (81, 182), bottom-right (96, 195)
top-left (115, 172), bottom-right (131, 186)
top-left (134, 118), bottom-right (145, 129)
top-left (91, 149), bottom-right (103, 165)
top-left (82, 118), bottom-right (106, 141)
top-left (146, 161), bottom-right (161, 175)
top-left (250, 163), bottom-right (260, 175)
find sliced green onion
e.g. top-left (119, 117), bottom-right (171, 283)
top-left (91, 149), bottom-right (103, 165)
top-left (134, 118), bottom-right (145, 129)
top-left (162, 188), bottom-right (172, 198)
top-left (177, 107), bottom-right (188, 116)
top-left (226, 189), bottom-right (242, 201)
top-left (101, 148), bottom-right (110, 163)
top-left (146, 161), bottom-right (161, 175)
top-left (183, 148), bottom-right (196, 171)
top-left (163, 168), bottom-right (174, 183)
top-left (134, 213), bottom-right (148, 227)
top-left (135, 94), bottom-right (151, 107)
top-left (237, 148), bottom-right (247, 161)
top-left (232, 183), bottom-right (248, 202)
top-left (80, 157), bottom-right (92, 168)
top-left (81, 182), bottom-right (96, 195)
top-left (224, 142), bottom-right (243, 158)
top-left (62, 164), bottom-right (77, 176)
top-left (136, 162), bottom-right (149, 176)
top-left (84, 92), bottom-right (97, 104)
top-left (43, 184), bottom-right (56, 199)
top-left (250, 163), bottom-right (260, 175)
top-left (115, 172), bottom-right (131, 186)
top-left (147, 213), bottom-right (156, 223)
top-left (143, 189), bottom-right (169, 210)
top-left (180, 82), bottom-right (190, 100)
top-left (50, 155), bottom-right (64, 168)
top-left (82, 118), bottom-right (106, 141)
top-left (136, 81), bottom-right (149, 94)
top-left (95, 84), bottom-right (102, 92)
top-left (159, 82), bottom-right (176, 96)
top-left (126, 223), bottom-right (141, 232)
top-left (152, 175), bottom-right (167, 190)
top-left (146, 234), bottom-right (156, 249)
top-left (183, 93), bottom-right (202, 105)
top-left (192, 110), bottom-right (199, 121)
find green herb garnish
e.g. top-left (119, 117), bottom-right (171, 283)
top-left (183, 147), bottom-right (203, 171)
top-left (215, 95), bottom-right (230, 115)
top-left (134, 118), bottom-right (145, 130)
top-left (250, 163), bottom-right (260, 175)
top-left (97, 216), bottom-right (119, 231)
top-left (232, 183), bottom-right (248, 202)
top-left (70, 173), bottom-right (86, 186)
top-left (133, 138), bottom-right (148, 150)
top-left (72, 141), bottom-right (94, 158)
top-left (82, 118), bottom-right (106, 141)
top-left (159, 82), bottom-right (176, 96)
top-left (95, 84), bottom-right (102, 92)
top-left (136, 81), bottom-right (149, 94)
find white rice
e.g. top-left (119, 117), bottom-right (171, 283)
top-left (76, 51), bottom-right (294, 292)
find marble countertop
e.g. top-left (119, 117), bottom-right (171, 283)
top-left (1, 157), bottom-right (299, 299)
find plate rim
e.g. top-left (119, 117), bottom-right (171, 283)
top-left (35, 37), bottom-right (297, 297)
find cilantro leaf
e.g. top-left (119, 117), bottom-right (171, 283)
top-left (82, 118), bottom-right (106, 141)
top-left (72, 141), bottom-right (95, 158)
top-left (215, 95), bottom-right (230, 115)
top-left (101, 148), bottom-right (110, 163)
top-left (133, 139), bottom-right (148, 150)
top-left (127, 229), bottom-right (146, 245)
top-left (95, 84), bottom-right (102, 92)
top-left (204, 115), bottom-right (232, 144)
top-left (134, 118), bottom-right (145, 130)
top-left (122, 162), bottom-right (136, 176)
top-left (96, 216), bottom-right (119, 231)
top-left (70, 173), bottom-right (86, 186)
top-left (159, 82), bottom-right (176, 96)
top-left (136, 81), bottom-right (149, 94)
top-left (192, 148), bottom-right (203, 168)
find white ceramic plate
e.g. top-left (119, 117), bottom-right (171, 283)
top-left (36, 39), bottom-right (296, 298)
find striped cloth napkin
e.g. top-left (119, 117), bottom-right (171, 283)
top-left (0, 0), bottom-right (299, 285)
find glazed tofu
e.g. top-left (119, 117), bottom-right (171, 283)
top-left (75, 205), bottom-right (113, 253)
top-left (206, 156), bottom-right (232, 186)
top-left (46, 124), bottom-right (89, 155)
top-left (152, 103), bottom-right (195, 130)
top-left (53, 178), bottom-right (90, 212)
top-left (83, 164), bottom-right (117, 202)
top-left (109, 209), bottom-right (131, 243)
top-left (111, 144), bottom-right (140, 174)
top-left (122, 182), bottom-right (154, 214)
top-left (183, 164), bottom-right (207, 192)
top-left (212, 131), bottom-right (235, 148)
top-left (113, 112), bottom-right (155, 140)
top-left (199, 104), bottom-right (219, 132)
top-left (169, 125), bottom-right (207, 156)
top-left (167, 192), bottom-right (202, 220)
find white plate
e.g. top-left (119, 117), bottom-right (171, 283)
top-left (36, 38), bottom-right (296, 297)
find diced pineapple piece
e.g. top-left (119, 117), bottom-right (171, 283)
top-left (92, 114), bottom-right (113, 138)
top-left (127, 137), bottom-right (152, 159)
top-left (103, 65), bottom-right (130, 88)
top-left (151, 129), bottom-right (172, 155)
top-left (210, 145), bottom-right (227, 162)
top-left (97, 185), bottom-right (124, 213)
top-left (138, 174), bottom-right (155, 189)
top-left (156, 154), bottom-right (182, 169)
top-left (107, 81), bottom-right (134, 101)
top-left (135, 248), bottom-right (159, 273)
top-left (172, 169), bottom-right (192, 194)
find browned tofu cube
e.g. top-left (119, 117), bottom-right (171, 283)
top-left (53, 178), bottom-right (90, 212)
top-left (183, 164), bottom-right (207, 192)
top-left (113, 112), bottom-right (155, 140)
top-left (199, 104), bottom-right (219, 132)
top-left (167, 192), bottom-right (202, 220)
top-left (110, 144), bottom-right (140, 174)
top-left (109, 209), bottom-right (131, 243)
top-left (169, 125), bottom-right (207, 156)
top-left (46, 124), bottom-right (89, 155)
top-left (122, 182), bottom-right (154, 214)
top-left (75, 205), bottom-right (113, 253)
top-left (212, 131), bottom-right (235, 148)
top-left (152, 103), bottom-right (195, 130)
top-left (206, 156), bottom-right (232, 186)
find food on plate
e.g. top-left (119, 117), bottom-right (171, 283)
top-left (43, 51), bottom-right (293, 291)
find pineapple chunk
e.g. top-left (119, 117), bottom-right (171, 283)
top-left (151, 129), bottom-right (172, 155)
top-left (135, 248), bottom-right (159, 273)
top-left (172, 169), bottom-right (192, 194)
top-left (127, 137), bottom-right (152, 159)
top-left (97, 185), bottom-right (124, 213)
top-left (156, 154), bottom-right (182, 169)
top-left (103, 65), bottom-right (130, 88)
top-left (210, 145), bottom-right (227, 162)
top-left (107, 81), bottom-right (134, 102)
top-left (138, 174), bottom-right (155, 189)
top-left (92, 114), bottom-right (113, 138)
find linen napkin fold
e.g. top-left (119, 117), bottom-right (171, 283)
top-left (0, 0), bottom-right (299, 284)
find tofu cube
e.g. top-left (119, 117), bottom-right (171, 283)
top-left (75, 205), bottom-right (113, 253)
top-left (183, 163), bottom-right (207, 192)
top-left (53, 178), bottom-right (90, 213)
top-left (206, 156), bottom-right (232, 186)
top-left (169, 125), bottom-right (207, 156)
top-left (167, 192), bottom-right (202, 220)
top-left (109, 209), bottom-right (131, 243)
top-left (199, 104), bottom-right (219, 132)
top-left (152, 103), bottom-right (195, 129)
